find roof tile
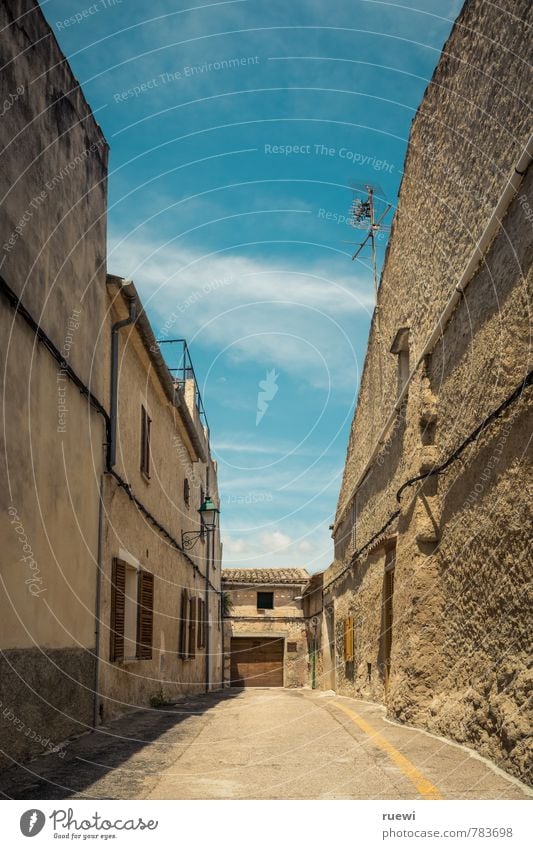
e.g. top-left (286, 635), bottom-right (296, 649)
top-left (222, 568), bottom-right (310, 585)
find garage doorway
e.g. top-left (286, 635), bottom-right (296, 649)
top-left (230, 636), bottom-right (284, 687)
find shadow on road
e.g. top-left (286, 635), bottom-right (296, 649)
top-left (0, 688), bottom-right (243, 800)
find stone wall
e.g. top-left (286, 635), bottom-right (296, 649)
top-left (326, 0), bottom-right (532, 783)
top-left (223, 584), bottom-right (309, 687)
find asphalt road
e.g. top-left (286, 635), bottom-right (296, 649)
top-left (0, 689), bottom-right (530, 800)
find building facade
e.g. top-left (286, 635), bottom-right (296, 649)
top-left (223, 569), bottom-right (310, 688)
top-left (0, 0), bottom-right (223, 767)
top-left (324, 0), bottom-right (532, 783)
top-left (0, 0), bottom-right (109, 767)
top-left (99, 277), bottom-right (223, 721)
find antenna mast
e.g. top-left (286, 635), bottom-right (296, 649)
top-left (348, 184), bottom-right (392, 330)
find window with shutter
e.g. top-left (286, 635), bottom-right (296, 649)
top-left (197, 598), bottom-right (204, 649)
top-left (188, 597), bottom-right (197, 658)
top-left (343, 616), bottom-right (354, 662)
top-left (179, 589), bottom-right (189, 659)
top-left (140, 405), bottom-right (151, 478)
top-left (136, 570), bottom-right (154, 659)
top-left (110, 558), bottom-right (126, 662)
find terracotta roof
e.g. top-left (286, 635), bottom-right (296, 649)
top-left (222, 568), bottom-right (310, 585)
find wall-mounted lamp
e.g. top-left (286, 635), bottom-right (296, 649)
top-left (181, 494), bottom-right (220, 550)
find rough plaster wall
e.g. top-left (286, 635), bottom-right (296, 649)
top-left (0, 0), bottom-right (108, 396)
top-left (0, 0), bottom-right (108, 766)
top-left (329, 0), bottom-right (532, 782)
top-left (101, 478), bottom-right (209, 720)
top-left (336, 0), bottom-right (532, 523)
top-left (223, 585), bottom-right (309, 687)
top-left (0, 648), bottom-right (95, 770)
top-left (99, 303), bottom-right (223, 718)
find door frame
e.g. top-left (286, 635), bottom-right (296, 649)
top-left (229, 633), bottom-right (286, 688)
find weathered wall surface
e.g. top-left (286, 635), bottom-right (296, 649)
top-left (223, 584), bottom-right (309, 687)
top-left (0, 0), bottom-right (108, 767)
top-left (328, 0), bottom-right (532, 783)
top-left (99, 286), bottom-right (222, 720)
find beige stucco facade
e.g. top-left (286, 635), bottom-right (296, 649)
top-left (0, 0), bottom-right (109, 766)
top-left (99, 278), bottom-right (223, 720)
top-left (323, 0), bottom-right (532, 783)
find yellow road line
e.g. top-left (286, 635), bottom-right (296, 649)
top-left (333, 701), bottom-right (443, 800)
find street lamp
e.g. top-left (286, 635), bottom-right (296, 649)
top-left (181, 494), bottom-right (220, 550)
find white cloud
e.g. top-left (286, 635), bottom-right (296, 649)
top-left (108, 236), bottom-right (371, 390)
top-left (260, 531), bottom-right (292, 550)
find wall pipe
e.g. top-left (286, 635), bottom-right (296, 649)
top-left (92, 474), bottom-right (105, 729)
top-left (334, 133), bottom-right (533, 534)
top-left (108, 281), bottom-right (136, 470)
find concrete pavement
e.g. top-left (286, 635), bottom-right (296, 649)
top-left (0, 689), bottom-right (530, 800)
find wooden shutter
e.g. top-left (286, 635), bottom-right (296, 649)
top-left (344, 616), bottom-right (354, 662)
top-left (136, 570), bottom-right (154, 659)
top-left (188, 597), bottom-right (197, 658)
top-left (197, 599), bottom-right (203, 648)
top-left (203, 599), bottom-right (208, 648)
top-left (179, 589), bottom-right (189, 658)
top-left (140, 406), bottom-right (151, 477)
top-left (110, 558), bottom-right (126, 662)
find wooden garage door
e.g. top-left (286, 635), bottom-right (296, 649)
top-left (230, 637), bottom-right (284, 687)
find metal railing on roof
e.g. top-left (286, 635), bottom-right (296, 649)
top-left (156, 338), bottom-right (209, 437)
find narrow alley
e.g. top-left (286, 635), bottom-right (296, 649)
top-left (1, 690), bottom-right (529, 801)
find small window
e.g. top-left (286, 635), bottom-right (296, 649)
top-left (184, 477), bottom-right (190, 508)
top-left (343, 616), bottom-right (354, 662)
top-left (110, 559), bottom-right (153, 662)
top-left (390, 327), bottom-right (410, 400)
top-left (257, 591), bottom-right (274, 610)
top-left (140, 405), bottom-right (151, 478)
top-left (287, 642), bottom-right (297, 653)
top-left (178, 589), bottom-right (189, 659)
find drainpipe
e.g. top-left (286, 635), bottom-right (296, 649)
top-left (94, 281), bottom-right (135, 726)
top-left (334, 132), bottom-right (533, 533)
top-left (205, 525), bottom-right (210, 693)
top-left (108, 281), bottom-right (136, 470)
top-left (93, 474), bottom-right (105, 728)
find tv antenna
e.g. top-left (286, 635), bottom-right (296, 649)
top-left (344, 183), bottom-right (392, 329)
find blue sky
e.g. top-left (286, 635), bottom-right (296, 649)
top-left (42, 0), bottom-right (462, 572)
